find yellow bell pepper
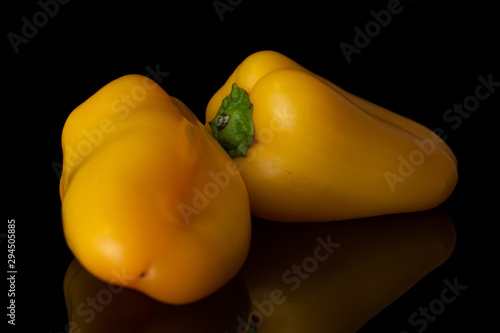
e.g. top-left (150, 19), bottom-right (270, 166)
top-left (206, 50), bottom-right (458, 222)
top-left (59, 74), bottom-right (251, 304)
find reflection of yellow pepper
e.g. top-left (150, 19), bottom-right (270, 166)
top-left (63, 259), bottom-right (250, 333)
top-left (206, 51), bottom-right (458, 222)
top-left (239, 210), bottom-right (456, 332)
top-left (59, 75), bottom-right (251, 304)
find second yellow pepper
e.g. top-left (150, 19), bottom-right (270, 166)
top-left (206, 51), bottom-right (458, 221)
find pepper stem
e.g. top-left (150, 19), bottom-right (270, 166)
top-left (209, 83), bottom-right (255, 158)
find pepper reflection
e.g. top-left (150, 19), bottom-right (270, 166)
top-left (64, 209), bottom-right (455, 333)
top-left (240, 209), bottom-right (456, 332)
top-left (63, 259), bottom-right (251, 333)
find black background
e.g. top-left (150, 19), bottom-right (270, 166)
top-left (4, 0), bottom-right (498, 332)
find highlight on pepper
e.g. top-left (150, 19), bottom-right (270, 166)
top-left (206, 50), bottom-right (458, 222)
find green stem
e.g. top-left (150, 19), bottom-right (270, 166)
top-left (247, 317), bottom-right (257, 333)
top-left (209, 83), bottom-right (255, 158)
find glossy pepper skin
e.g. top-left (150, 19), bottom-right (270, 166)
top-left (206, 51), bottom-right (458, 222)
top-left (59, 74), bottom-right (251, 304)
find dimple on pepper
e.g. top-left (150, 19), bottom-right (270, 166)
top-left (206, 50), bottom-right (458, 222)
